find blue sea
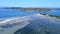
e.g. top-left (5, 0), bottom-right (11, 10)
top-left (0, 9), bottom-right (60, 19)
top-left (0, 9), bottom-right (60, 34)
top-left (39, 10), bottom-right (60, 16)
top-left (0, 9), bottom-right (40, 18)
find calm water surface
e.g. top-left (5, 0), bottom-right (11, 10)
top-left (0, 9), bottom-right (60, 18)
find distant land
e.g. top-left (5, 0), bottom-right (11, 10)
top-left (1, 7), bottom-right (60, 11)
top-left (0, 7), bottom-right (60, 20)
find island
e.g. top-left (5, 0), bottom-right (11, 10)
top-left (1, 7), bottom-right (53, 11)
top-left (1, 7), bottom-right (60, 19)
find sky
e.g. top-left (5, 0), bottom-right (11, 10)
top-left (0, 0), bottom-right (60, 8)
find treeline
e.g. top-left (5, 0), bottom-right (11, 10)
top-left (20, 8), bottom-right (52, 11)
top-left (2, 7), bottom-right (60, 11)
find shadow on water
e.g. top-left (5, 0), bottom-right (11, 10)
top-left (14, 16), bottom-right (60, 34)
top-left (14, 18), bottom-right (52, 34)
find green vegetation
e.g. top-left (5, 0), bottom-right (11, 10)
top-left (3, 7), bottom-right (52, 11)
top-left (3, 7), bottom-right (60, 12)
top-left (3, 7), bottom-right (60, 20)
top-left (55, 16), bottom-right (60, 19)
top-left (20, 8), bottom-right (52, 12)
top-left (49, 15), bottom-right (60, 20)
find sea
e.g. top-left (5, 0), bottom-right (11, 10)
top-left (0, 9), bottom-right (60, 34)
top-left (0, 9), bottom-right (40, 18)
top-left (0, 9), bottom-right (60, 19)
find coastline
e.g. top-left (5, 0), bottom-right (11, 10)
top-left (0, 14), bottom-right (59, 25)
top-left (0, 14), bottom-right (60, 34)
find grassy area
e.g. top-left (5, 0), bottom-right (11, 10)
top-left (49, 15), bottom-right (60, 20)
top-left (55, 16), bottom-right (60, 19)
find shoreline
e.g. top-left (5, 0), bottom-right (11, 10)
top-left (0, 14), bottom-right (60, 27)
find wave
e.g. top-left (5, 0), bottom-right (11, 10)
top-left (0, 14), bottom-right (35, 32)
top-left (0, 14), bottom-right (60, 34)
top-left (0, 14), bottom-right (60, 29)
top-left (0, 14), bottom-right (59, 24)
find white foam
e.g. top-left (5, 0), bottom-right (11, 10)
top-left (0, 16), bottom-right (30, 25)
top-left (0, 19), bottom-right (14, 23)
top-left (0, 14), bottom-right (54, 25)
